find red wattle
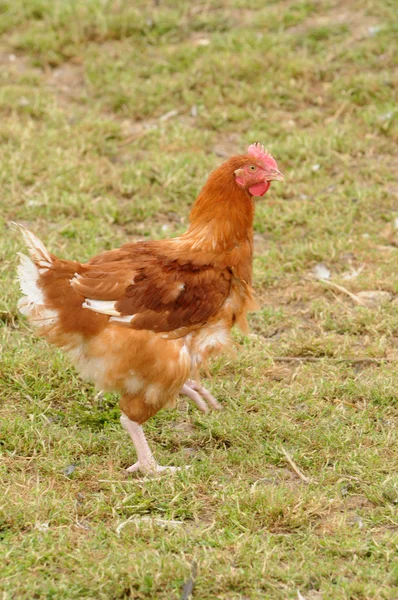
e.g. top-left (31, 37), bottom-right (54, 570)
top-left (248, 181), bottom-right (270, 196)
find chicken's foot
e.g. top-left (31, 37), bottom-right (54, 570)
top-left (120, 414), bottom-right (179, 475)
top-left (181, 379), bottom-right (222, 413)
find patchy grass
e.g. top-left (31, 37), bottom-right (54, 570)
top-left (0, 0), bottom-right (397, 598)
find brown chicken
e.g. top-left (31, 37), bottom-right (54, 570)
top-left (16, 144), bottom-right (283, 474)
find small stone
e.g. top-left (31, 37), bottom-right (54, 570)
top-left (63, 464), bottom-right (76, 476)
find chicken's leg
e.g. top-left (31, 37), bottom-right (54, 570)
top-left (120, 414), bottom-right (179, 475)
top-left (181, 379), bottom-right (222, 413)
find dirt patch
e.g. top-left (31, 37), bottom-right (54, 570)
top-left (47, 63), bottom-right (86, 108)
top-left (290, 2), bottom-right (380, 42)
top-left (118, 117), bottom-right (159, 142)
top-left (0, 48), bottom-right (41, 76)
top-left (0, 45), bottom-right (86, 111)
top-left (213, 133), bottom-right (243, 158)
top-left (316, 493), bottom-right (374, 535)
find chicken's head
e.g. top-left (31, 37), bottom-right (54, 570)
top-left (234, 143), bottom-right (284, 197)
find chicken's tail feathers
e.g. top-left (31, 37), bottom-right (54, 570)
top-left (12, 222), bottom-right (55, 321)
top-left (11, 222), bottom-right (52, 269)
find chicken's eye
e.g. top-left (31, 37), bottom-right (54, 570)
top-left (249, 165), bottom-right (257, 172)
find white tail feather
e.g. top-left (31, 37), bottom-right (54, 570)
top-left (14, 222), bottom-right (57, 324)
top-left (12, 222), bottom-right (52, 269)
top-left (17, 252), bottom-right (45, 305)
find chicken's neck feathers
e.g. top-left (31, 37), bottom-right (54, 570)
top-left (176, 163), bottom-right (255, 279)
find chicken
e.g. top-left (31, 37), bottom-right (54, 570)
top-left (15, 143), bottom-right (283, 474)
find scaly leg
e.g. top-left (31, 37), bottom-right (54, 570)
top-left (120, 413), bottom-right (179, 475)
top-left (181, 379), bottom-right (222, 413)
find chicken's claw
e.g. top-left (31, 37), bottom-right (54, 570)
top-left (121, 414), bottom-right (185, 477)
top-left (126, 461), bottom-right (182, 475)
top-left (181, 379), bottom-right (222, 413)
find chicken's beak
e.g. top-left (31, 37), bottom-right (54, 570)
top-left (266, 168), bottom-right (284, 182)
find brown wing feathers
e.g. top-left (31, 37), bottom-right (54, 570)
top-left (116, 262), bottom-right (231, 332)
top-left (73, 244), bottom-right (232, 333)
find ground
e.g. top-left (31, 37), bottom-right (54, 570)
top-left (0, 0), bottom-right (397, 598)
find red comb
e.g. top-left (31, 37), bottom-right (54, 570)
top-left (247, 143), bottom-right (278, 169)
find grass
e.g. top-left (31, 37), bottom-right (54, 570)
top-left (0, 0), bottom-right (397, 598)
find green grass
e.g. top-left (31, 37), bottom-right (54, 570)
top-left (1, 0), bottom-right (397, 598)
